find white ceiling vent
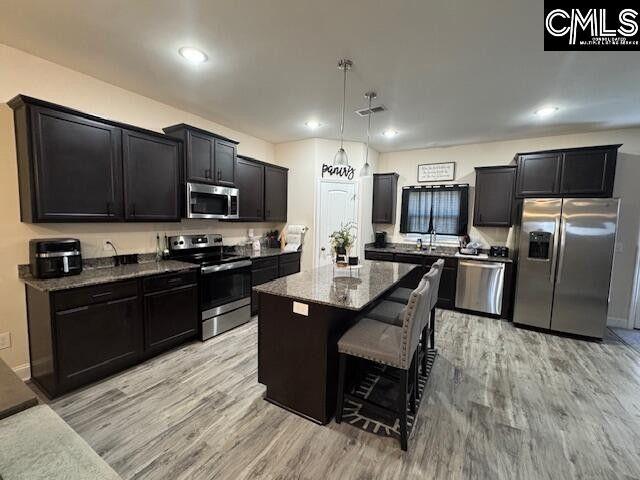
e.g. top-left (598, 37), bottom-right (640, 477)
top-left (355, 105), bottom-right (387, 117)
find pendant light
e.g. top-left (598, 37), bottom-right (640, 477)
top-left (360, 91), bottom-right (376, 177)
top-left (333, 59), bottom-right (353, 166)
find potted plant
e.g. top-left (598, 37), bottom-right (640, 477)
top-left (330, 222), bottom-right (357, 263)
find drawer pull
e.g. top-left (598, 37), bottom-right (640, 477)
top-left (167, 277), bottom-right (182, 284)
top-left (91, 292), bottom-right (113, 298)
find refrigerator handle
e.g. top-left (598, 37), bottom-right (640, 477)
top-left (550, 217), bottom-right (560, 284)
top-left (556, 217), bottom-right (567, 285)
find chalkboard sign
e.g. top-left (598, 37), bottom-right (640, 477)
top-left (417, 162), bottom-right (455, 182)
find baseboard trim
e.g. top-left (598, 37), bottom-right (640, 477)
top-left (12, 363), bottom-right (31, 381)
top-left (607, 316), bottom-right (629, 329)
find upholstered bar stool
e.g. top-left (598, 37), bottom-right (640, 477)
top-left (386, 260), bottom-right (443, 375)
top-left (335, 280), bottom-right (431, 451)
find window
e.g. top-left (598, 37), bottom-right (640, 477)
top-left (399, 184), bottom-right (469, 235)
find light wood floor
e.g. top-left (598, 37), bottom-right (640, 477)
top-left (45, 311), bottom-right (640, 480)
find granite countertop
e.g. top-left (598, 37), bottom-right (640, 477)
top-left (0, 358), bottom-right (38, 421)
top-left (254, 260), bottom-right (418, 311)
top-left (19, 260), bottom-right (198, 292)
top-left (365, 243), bottom-right (513, 263)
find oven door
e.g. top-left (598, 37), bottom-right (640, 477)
top-left (187, 182), bottom-right (239, 219)
top-left (200, 260), bottom-right (252, 319)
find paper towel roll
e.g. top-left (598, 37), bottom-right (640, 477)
top-left (287, 225), bottom-right (307, 235)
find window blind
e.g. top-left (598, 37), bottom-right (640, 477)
top-left (399, 184), bottom-right (468, 235)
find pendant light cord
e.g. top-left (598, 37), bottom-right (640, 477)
top-left (365, 94), bottom-right (372, 163)
top-left (339, 63), bottom-right (347, 149)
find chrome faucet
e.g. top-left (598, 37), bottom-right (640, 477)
top-left (429, 229), bottom-right (437, 251)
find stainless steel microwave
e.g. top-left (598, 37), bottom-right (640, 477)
top-left (186, 182), bottom-right (239, 219)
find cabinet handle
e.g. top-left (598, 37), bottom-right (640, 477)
top-left (266, 209), bottom-right (271, 217)
top-left (131, 203), bottom-right (136, 216)
top-left (167, 277), bottom-right (182, 284)
top-left (106, 201), bottom-right (112, 216)
top-left (91, 291), bottom-right (113, 299)
top-left (217, 169), bottom-right (221, 181)
top-left (205, 169), bottom-right (210, 179)
top-left (257, 208), bottom-right (261, 217)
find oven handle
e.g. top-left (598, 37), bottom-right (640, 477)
top-left (201, 260), bottom-right (252, 274)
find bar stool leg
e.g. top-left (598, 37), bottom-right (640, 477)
top-left (409, 354), bottom-right (416, 414)
top-left (414, 350), bottom-right (420, 402)
top-left (399, 369), bottom-right (409, 451)
top-left (430, 308), bottom-right (436, 349)
top-left (335, 354), bottom-right (347, 423)
top-left (421, 325), bottom-right (427, 376)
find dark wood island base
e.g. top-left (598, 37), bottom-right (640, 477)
top-left (255, 261), bottom-right (419, 424)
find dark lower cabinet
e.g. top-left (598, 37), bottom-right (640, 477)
top-left (251, 253), bottom-right (300, 316)
top-left (26, 270), bottom-right (199, 398)
top-left (435, 265), bottom-right (457, 309)
top-left (474, 166), bottom-right (516, 227)
top-left (123, 129), bottom-right (181, 221)
top-left (279, 252), bottom-right (301, 277)
top-left (364, 250), bottom-right (395, 262)
top-left (55, 295), bottom-right (142, 392)
top-left (143, 283), bottom-right (198, 356)
top-left (264, 165), bottom-right (288, 222)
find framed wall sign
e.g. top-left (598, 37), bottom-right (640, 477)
top-left (417, 162), bottom-right (455, 182)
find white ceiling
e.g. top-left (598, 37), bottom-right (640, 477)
top-left (1, 0), bottom-right (639, 152)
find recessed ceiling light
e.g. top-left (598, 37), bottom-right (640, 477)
top-left (305, 120), bottom-right (322, 129)
top-left (534, 106), bottom-right (559, 117)
top-left (382, 129), bottom-right (398, 138)
top-left (178, 47), bottom-right (208, 64)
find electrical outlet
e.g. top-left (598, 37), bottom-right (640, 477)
top-left (0, 332), bottom-right (11, 350)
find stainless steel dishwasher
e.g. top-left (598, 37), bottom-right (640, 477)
top-left (455, 260), bottom-right (505, 315)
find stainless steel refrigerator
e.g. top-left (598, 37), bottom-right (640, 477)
top-left (513, 198), bottom-right (619, 339)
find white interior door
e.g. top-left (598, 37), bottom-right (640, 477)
top-left (317, 181), bottom-right (357, 268)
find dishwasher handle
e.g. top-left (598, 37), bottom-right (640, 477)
top-left (458, 260), bottom-right (505, 270)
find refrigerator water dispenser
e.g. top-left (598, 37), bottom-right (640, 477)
top-left (528, 231), bottom-right (551, 260)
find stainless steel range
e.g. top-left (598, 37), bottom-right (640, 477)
top-left (168, 234), bottom-right (252, 340)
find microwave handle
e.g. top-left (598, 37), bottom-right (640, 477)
top-left (228, 193), bottom-right (232, 216)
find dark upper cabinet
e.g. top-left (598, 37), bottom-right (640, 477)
top-left (163, 124), bottom-right (238, 186)
top-left (560, 147), bottom-right (617, 196)
top-left (11, 99), bottom-right (124, 222)
top-left (215, 139), bottom-right (236, 186)
top-left (515, 152), bottom-right (561, 197)
top-left (123, 129), bottom-right (181, 221)
top-left (264, 165), bottom-right (288, 222)
top-left (9, 95), bottom-right (184, 224)
top-left (235, 156), bottom-right (265, 221)
top-left (187, 129), bottom-right (215, 183)
top-left (516, 145), bottom-right (620, 198)
top-left (473, 166), bottom-right (516, 227)
top-left (372, 173), bottom-right (399, 223)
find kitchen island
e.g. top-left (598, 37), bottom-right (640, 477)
top-left (255, 260), bottom-right (420, 424)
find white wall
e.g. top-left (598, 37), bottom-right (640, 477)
top-left (275, 138), bottom-right (378, 272)
top-left (377, 129), bottom-right (640, 326)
